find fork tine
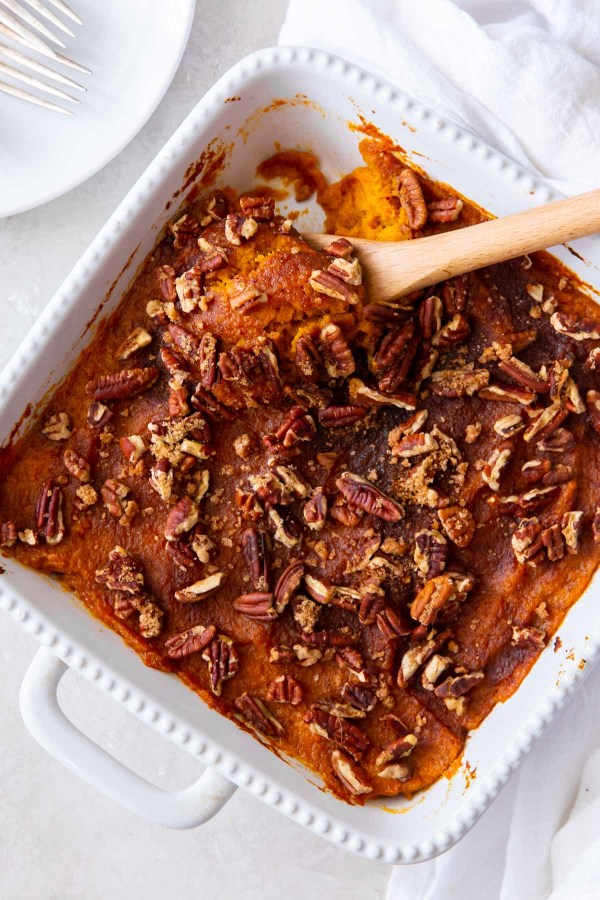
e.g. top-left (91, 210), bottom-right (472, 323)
top-left (45, 0), bottom-right (81, 26)
top-left (0, 43), bottom-right (84, 89)
top-left (0, 57), bottom-right (78, 101)
top-left (0, 21), bottom-right (91, 75)
top-left (0, 0), bottom-right (67, 48)
top-left (21, 0), bottom-right (74, 37)
top-left (0, 6), bottom-right (55, 52)
top-left (0, 77), bottom-right (73, 113)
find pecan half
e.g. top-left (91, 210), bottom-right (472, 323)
top-left (295, 334), bottom-right (321, 381)
top-left (164, 496), bottom-right (198, 542)
top-left (36, 480), bottom-right (65, 544)
top-left (537, 428), bottom-right (575, 453)
top-left (325, 237), bottom-right (353, 258)
top-left (87, 401), bottom-right (113, 429)
top-left (511, 517), bottom-right (543, 564)
top-left (434, 314), bottom-right (470, 348)
top-left (442, 275), bottom-right (468, 315)
top-left (235, 693), bottom-right (284, 736)
top-left (304, 706), bottom-right (370, 759)
top-left (165, 624), bottom-right (216, 659)
top-left (434, 671), bottom-right (484, 698)
top-left (397, 169), bottom-right (427, 230)
top-left (233, 591), bottom-right (277, 620)
top-left (541, 523), bottom-right (565, 561)
top-left (523, 403), bottom-right (569, 443)
top-left (303, 487), bottom-right (327, 531)
top-left (241, 527), bottom-right (271, 591)
top-left (330, 750), bottom-right (372, 796)
top-left (230, 284), bottom-right (268, 315)
top-left (438, 505), bottom-right (475, 547)
top-left (358, 590), bottom-right (385, 625)
top-left (0, 520), bottom-right (17, 548)
top-left (309, 270), bottom-right (359, 305)
top-left (478, 382), bottom-right (537, 405)
top-left (498, 357), bottom-right (548, 392)
top-left (191, 386), bottom-right (236, 421)
top-left (63, 448), bottom-right (91, 483)
top-left (376, 605), bottom-right (412, 640)
top-left (428, 197), bottom-right (463, 223)
top-left (319, 323), bottom-right (355, 378)
top-left (410, 575), bottom-right (457, 626)
top-left (336, 472), bottom-right (402, 522)
top-left (327, 256), bottom-right (362, 285)
top-left (273, 561), bottom-right (304, 613)
top-left (341, 682), bottom-right (378, 712)
top-left (390, 431), bottom-right (438, 458)
top-left (550, 312), bottom-right (600, 340)
top-left (494, 414), bottom-right (524, 438)
top-left (239, 195), bottom-right (274, 220)
top-left (267, 674), bottom-right (303, 705)
top-left (273, 406), bottom-right (317, 447)
top-left (86, 367), bottom-right (158, 402)
top-left (117, 327), bottom-right (152, 360)
top-left (202, 635), bottom-right (239, 696)
top-left (414, 529), bottom-right (447, 578)
top-left (318, 405), bottom-right (367, 428)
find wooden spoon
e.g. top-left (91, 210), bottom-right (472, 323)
top-left (306, 188), bottom-right (600, 301)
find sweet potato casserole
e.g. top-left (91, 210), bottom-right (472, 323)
top-left (3, 139), bottom-right (600, 804)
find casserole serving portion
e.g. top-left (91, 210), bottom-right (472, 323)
top-left (2, 47), bottom-right (600, 861)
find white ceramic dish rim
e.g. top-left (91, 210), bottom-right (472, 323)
top-left (2, 45), bottom-right (600, 865)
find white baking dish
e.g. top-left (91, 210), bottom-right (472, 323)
top-left (3, 46), bottom-right (600, 865)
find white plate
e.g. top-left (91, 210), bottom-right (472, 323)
top-left (0, 0), bottom-right (196, 219)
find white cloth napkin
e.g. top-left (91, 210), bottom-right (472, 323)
top-left (279, 3), bottom-right (600, 897)
top-left (279, 0), bottom-right (600, 196)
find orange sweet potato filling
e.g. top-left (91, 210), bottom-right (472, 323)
top-left (2, 139), bottom-right (600, 804)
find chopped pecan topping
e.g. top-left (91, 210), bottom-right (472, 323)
top-left (390, 431), bottom-right (438, 458)
top-left (36, 480), bottom-right (65, 544)
top-left (241, 527), bottom-right (271, 591)
top-left (430, 367), bottom-right (489, 398)
top-left (225, 214), bottom-right (258, 246)
top-left (562, 510), bottom-right (583, 554)
top-left (235, 693), bottom-right (284, 736)
top-left (170, 213), bottom-right (200, 248)
top-left (376, 734), bottom-right (418, 765)
top-left (414, 529), bottom-right (447, 578)
top-left (202, 634), bottom-right (239, 695)
top-left (239, 195), bottom-right (274, 220)
top-left (267, 674), bottom-right (303, 705)
top-left (273, 406), bottom-right (316, 447)
top-left (87, 401), bottom-right (112, 429)
top-left (42, 412), bottom-right (71, 441)
top-left (303, 487), bottom-right (327, 531)
top-left (63, 448), bottom-right (91, 483)
top-left (0, 521), bottom-right (17, 547)
top-left (428, 197), bottom-right (463, 223)
top-left (585, 346), bottom-right (600, 371)
top-left (550, 312), bottom-right (600, 340)
top-left (330, 750), bottom-right (372, 796)
top-left (410, 575), bottom-right (457, 626)
top-left (319, 323), bottom-right (355, 378)
top-left (164, 497), bottom-right (199, 542)
top-left (358, 590), bottom-right (386, 625)
top-left (327, 256), bottom-right (362, 285)
top-left (101, 479), bottom-right (130, 519)
top-left (309, 269), bottom-right (359, 305)
top-left (174, 572), bottom-right (225, 603)
top-left (156, 264), bottom-right (176, 301)
top-left (398, 630), bottom-right (452, 684)
top-left (434, 671), bottom-right (484, 698)
top-left (442, 275), bottom-right (468, 315)
top-left (325, 237), bottom-right (353, 258)
top-left (541, 523), bottom-right (565, 561)
top-left (434, 314), bottom-right (470, 348)
top-left (349, 378), bottom-right (417, 410)
top-left (165, 624), bottom-right (216, 659)
top-left (119, 435), bottom-right (146, 465)
top-left (377, 605), bottom-right (412, 640)
top-left (511, 625), bottom-right (546, 648)
top-left (318, 405), bottom-right (367, 428)
top-left (117, 327), bottom-right (152, 360)
top-left (511, 517), bottom-right (543, 564)
top-left (493, 414), bottom-right (524, 438)
top-left (537, 427), bottom-right (574, 454)
top-left (149, 458), bottom-right (173, 501)
top-left (523, 403), bottom-right (569, 443)
top-left (86, 367), bottom-right (159, 402)
top-left (438, 505), bottom-right (475, 547)
top-left (341, 682), bottom-right (378, 712)
top-left (336, 471), bottom-right (402, 522)
top-left (136, 597), bottom-right (164, 639)
top-left (96, 546), bottom-right (144, 594)
top-left (304, 706), bottom-right (370, 759)
top-left (304, 573), bottom-right (334, 604)
top-left (295, 334), bottom-right (321, 381)
top-left (587, 390), bottom-right (600, 436)
top-left (233, 591), bottom-right (277, 620)
top-left (498, 357), bottom-right (548, 392)
top-left (521, 459), bottom-right (551, 484)
top-left (273, 561), bottom-right (304, 613)
top-left (478, 382), bottom-right (536, 405)
top-left (397, 168), bottom-right (427, 230)
top-left (191, 385), bottom-right (235, 421)
top-left (230, 283), bottom-right (268, 315)
top-left (481, 444), bottom-right (512, 491)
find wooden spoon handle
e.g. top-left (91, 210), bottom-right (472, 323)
top-left (397, 187), bottom-right (600, 292)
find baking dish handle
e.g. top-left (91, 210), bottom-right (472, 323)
top-left (19, 647), bottom-right (238, 829)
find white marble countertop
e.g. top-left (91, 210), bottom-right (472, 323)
top-left (0, 3), bottom-right (389, 897)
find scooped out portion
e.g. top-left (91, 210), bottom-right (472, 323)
top-left (2, 139), bottom-right (600, 804)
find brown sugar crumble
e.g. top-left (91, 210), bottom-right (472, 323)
top-left (1, 139), bottom-right (600, 805)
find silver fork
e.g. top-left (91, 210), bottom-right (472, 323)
top-left (0, 0), bottom-right (90, 116)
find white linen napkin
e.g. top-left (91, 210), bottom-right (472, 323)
top-left (279, 3), bottom-right (600, 897)
top-left (279, 0), bottom-right (600, 195)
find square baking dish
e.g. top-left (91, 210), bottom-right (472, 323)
top-left (3, 46), bottom-right (600, 865)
